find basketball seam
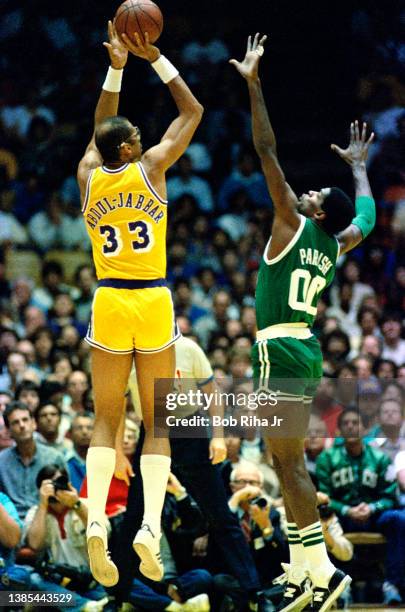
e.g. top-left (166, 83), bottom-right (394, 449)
top-left (138, 5), bottom-right (162, 33)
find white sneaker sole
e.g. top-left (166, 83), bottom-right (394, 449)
top-left (133, 530), bottom-right (163, 582)
top-left (278, 589), bottom-right (313, 612)
top-left (88, 534), bottom-right (119, 587)
top-left (318, 575), bottom-right (352, 612)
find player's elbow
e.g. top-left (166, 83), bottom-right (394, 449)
top-left (191, 101), bottom-right (204, 121)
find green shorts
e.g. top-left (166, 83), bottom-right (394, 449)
top-left (251, 335), bottom-right (323, 402)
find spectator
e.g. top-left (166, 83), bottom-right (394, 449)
top-left (358, 334), bottom-right (382, 361)
top-left (218, 148), bottom-right (272, 211)
top-left (0, 492), bottom-right (31, 591)
top-left (381, 313), bottom-right (405, 366)
top-left (395, 450), bottom-right (405, 507)
top-left (66, 412), bottom-right (94, 492)
top-left (34, 402), bottom-right (71, 454)
top-left (47, 292), bottom-right (87, 338)
top-left (21, 306), bottom-right (47, 338)
top-left (15, 380), bottom-right (40, 414)
top-left (357, 378), bottom-right (383, 433)
top-left (63, 370), bottom-right (89, 419)
top-left (32, 260), bottom-right (71, 313)
top-left (31, 327), bottom-right (53, 379)
top-left (316, 407), bottom-right (405, 605)
top-left (72, 265), bottom-right (96, 325)
top-left (0, 350), bottom-right (28, 394)
top-left (312, 378), bottom-right (343, 437)
top-left (194, 290), bottom-right (239, 350)
top-left (28, 191), bottom-right (73, 252)
top-left (0, 390), bottom-right (13, 449)
top-left (316, 492), bottom-right (353, 563)
top-left (0, 401), bottom-right (66, 519)
top-left (228, 462), bottom-right (286, 586)
top-left (368, 399), bottom-right (405, 463)
top-left (51, 352), bottom-right (73, 385)
top-left (304, 415), bottom-right (329, 487)
top-left (375, 358), bottom-right (397, 379)
top-left (25, 464), bottom-right (107, 612)
top-left (167, 154), bottom-right (214, 212)
top-left (173, 278), bottom-right (208, 324)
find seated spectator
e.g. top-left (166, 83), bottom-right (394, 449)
top-left (47, 292), bottom-right (87, 338)
top-left (28, 191), bottom-right (74, 253)
top-left (0, 491), bottom-right (31, 591)
top-left (218, 148), bottom-right (272, 211)
top-left (25, 464), bottom-right (107, 612)
top-left (51, 351), bottom-right (73, 385)
top-left (191, 268), bottom-right (217, 312)
top-left (335, 363), bottom-right (357, 407)
top-left (66, 412), bottom-right (94, 492)
top-left (357, 306), bottom-right (382, 340)
top-left (368, 399), bottom-right (405, 464)
top-left (375, 358), bottom-right (398, 380)
top-left (316, 407), bottom-right (405, 605)
top-left (228, 462), bottom-right (286, 586)
top-left (167, 154), bottom-right (213, 212)
top-left (312, 377), bottom-right (343, 437)
top-left (316, 492), bottom-right (353, 563)
top-left (0, 350), bottom-right (29, 394)
top-left (34, 402), bottom-right (71, 454)
top-left (358, 378), bottom-right (382, 433)
top-left (31, 327), bottom-right (54, 380)
top-left (304, 415), bottom-right (328, 487)
top-left (352, 354), bottom-right (375, 380)
top-left (173, 278), bottom-right (208, 325)
top-left (63, 370), bottom-right (89, 421)
top-left (358, 334), bottom-right (382, 361)
top-left (381, 312), bottom-right (405, 366)
top-left (194, 290), bottom-right (239, 350)
top-left (0, 402), bottom-right (66, 519)
top-left (32, 260), bottom-right (71, 314)
top-left (72, 265), bottom-right (96, 326)
top-left (321, 330), bottom-right (351, 373)
top-left (330, 259), bottom-right (375, 318)
top-left (15, 380), bottom-right (40, 414)
top-left (20, 306), bottom-right (47, 338)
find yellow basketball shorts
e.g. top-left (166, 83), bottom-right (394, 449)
top-left (86, 279), bottom-right (179, 354)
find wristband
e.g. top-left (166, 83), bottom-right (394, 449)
top-left (151, 55), bottom-right (179, 84)
top-left (102, 67), bottom-right (123, 92)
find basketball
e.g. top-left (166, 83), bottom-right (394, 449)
top-left (114, 0), bottom-right (163, 45)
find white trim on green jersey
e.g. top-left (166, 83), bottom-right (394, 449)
top-left (263, 215), bottom-right (306, 265)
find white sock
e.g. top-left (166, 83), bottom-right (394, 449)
top-left (86, 446), bottom-right (116, 526)
top-left (299, 521), bottom-right (335, 587)
top-left (140, 454), bottom-right (171, 536)
top-left (287, 522), bottom-right (307, 583)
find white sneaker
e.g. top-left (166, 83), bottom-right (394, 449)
top-left (183, 594), bottom-right (210, 612)
top-left (81, 596), bottom-right (109, 611)
top-left (87, 520), bottom-right (119, 587)
top-left (133, 523), bottom-right (163, 582)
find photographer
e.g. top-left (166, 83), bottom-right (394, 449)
top-left (316, 492), bottom-right (353, 563)
top-left (24, 464), bottom-right (107, 612)
top-left (228, 462), bottom-right (286, 586)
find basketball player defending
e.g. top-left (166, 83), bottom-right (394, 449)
top-left (77, 22), bottom-right (203, 586)
top-left (231, 35), bottom-right (375, 611)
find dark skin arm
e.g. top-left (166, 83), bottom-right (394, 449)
top-left (332, 120), bottom-right (374, 255)
top-left (122, 32), bottom-right (204, 198)
top-left (77, 21), bottom-right (128, 202)
top-left (230, 34), bottom-right (300, 258)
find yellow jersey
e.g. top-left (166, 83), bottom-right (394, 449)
top-left (82, 162), bottom-right (167, 280)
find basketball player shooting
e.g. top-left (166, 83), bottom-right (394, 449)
top-left (230, 34), bottom-right (375, 611)
top-left (77, 21), bottom-right (203, 586)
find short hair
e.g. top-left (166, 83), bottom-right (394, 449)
top-left (337, 406), bottom-right (365, 431)
top-left (3, 401), bottom-right (32, 428)
top-left (95, 116), bottom-right (133, 163)
top-left (230, 461), bottom-right (264, 486)
top-left (321, 187), bottom-right (355, 236)
top-left (15, 380), bottom-right (40, 401)
top-left (36, 464), bottom-right (68, 489)
top-left (34, 402), bottom-right (62, 421)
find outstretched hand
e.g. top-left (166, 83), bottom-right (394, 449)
top-left (331, 120), bottom-right (374, 166)
top-left (229, 33), bottom-right (267, 81)
top-left (120, 31), bottom-right (160, 63)
top-left (103, 20), bottom-right (128, 70)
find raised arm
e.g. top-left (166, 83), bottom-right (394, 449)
top-left (230, 34), bottom-right (300, 229)
top-left (122, 32), bottom-right (203, 172)
top-left (77, 21), bottom-right (128, 197)
top-left (332, 121), bottom-right (376, 255)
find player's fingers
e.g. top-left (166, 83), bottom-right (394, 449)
top-left (134, 31), bottom-right (143, 47)
top-left (361, 121), bottom-right (367, 143)
top-left (355, 119), bottom-right (360, 141)
top-left (247, 35), bottom-right (252, 52)
top-left (229, 59), bottom-right (239, 67)
top-left (366, 132), bottom-right (375, 146)
top-left (102, 42), bottom-right (112, 50)
top-left (259, 34), bottom-right (268, 46)
top-left (107, 20), bottom-right (113, 39)
top-left (350, 122), bottom-right (355, 144)
top-left (253, 32), bottom-right (260, 48)
top-left (144, 31), bottom-right (150, 45)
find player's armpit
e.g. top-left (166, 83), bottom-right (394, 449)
top-left (260, 154), bottom-right (301, 228)
top-left (337, 223), bottom-right (363, 255)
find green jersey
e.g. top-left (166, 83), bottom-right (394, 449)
top-left (316, 443), bottom-right (397, 516)
top-left (255, 215), bottom-right (339, 330)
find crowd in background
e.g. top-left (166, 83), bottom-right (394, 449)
top-left (0, 0), bottom-right (404, 609)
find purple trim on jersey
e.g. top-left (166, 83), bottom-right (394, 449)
top-left (101, 163), bottom-right (129, 174)
top-left (137, 162), bottom-right (168, 205)
top-left (81, 169), bottom-right (94, 213)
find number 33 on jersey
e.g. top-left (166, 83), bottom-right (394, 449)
top-left (82, 162), bottom-right (167, 280)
